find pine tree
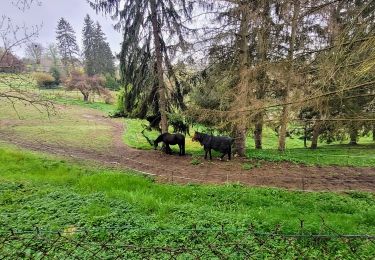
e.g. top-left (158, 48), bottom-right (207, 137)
top-left (93, 22), bottom-right (115, 75)
top-left (91, 0), bottom-right (193, 133)
top-left (56, 18), bottom-right (80, 73)
top-left (82, 15), bottom-right (96, 76)
top-left (83, 17), bottom-right (115, 76)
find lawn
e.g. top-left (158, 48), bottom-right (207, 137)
top-left (0, 100), bottom-right (113, 151)
top-left (0, 145), bottom-right (374, 257)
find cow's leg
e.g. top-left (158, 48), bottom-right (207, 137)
top-left (228, 147), bottom-right (232, 160)
top-left (181, 143), bottom-right (185, 155)
top-left (204, 147), bottom-right (208, 159)
top-left (166, 144), bottom-right (171, 154)
top-left (220, 153), bottom-right (226, 160)
top-left (209, 149), bottom-right (212, 160)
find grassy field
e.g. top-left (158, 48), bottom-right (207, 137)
top-left (1, 144), bottom-right (373, 234)
top-left (0, 144), bottom-right (374, 257)
top-left (0, 100), bottom-right (113, 151)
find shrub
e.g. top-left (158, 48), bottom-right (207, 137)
top-left (105, 74), bottom-right (121, 90)
top-left (32, 72), bottom-right (56, 88)
top-left (49, 67), bottom-right (61, 85)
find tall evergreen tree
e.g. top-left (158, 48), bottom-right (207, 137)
top-left (82, 16), bottom-right (115, 76)
top-left (90, 0), bottom-right (193, 133)
top-left (56, 18), bottom-right (80, 73)
top-left (82, 15), bottom-right (96, 76)
top-left (93, 22), bottom-right (115, 75)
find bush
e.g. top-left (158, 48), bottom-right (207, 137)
top-left (49, 67), bottom-right (61, 85)
top-left (105, 74), bottom-right (121, 90)
top-left (32, 72), bottom-right (56, 88)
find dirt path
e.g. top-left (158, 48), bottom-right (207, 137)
top-left (1, 108), bottom-right (374, 192)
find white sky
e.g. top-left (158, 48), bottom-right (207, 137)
top-left (1, 0), bottom-right (122, 57)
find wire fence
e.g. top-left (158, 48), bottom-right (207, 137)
top-left (1, 225), bottom-right (374, 259)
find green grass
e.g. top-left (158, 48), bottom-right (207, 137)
top-left (123, 119), bottom-right (375, 166)
top-left (0, 101), bottom-right (113, 151)
top-left (246, 128), bottom-right (375, 166)
top-left (1, 145), bottom-right (374, 257)
top-left (0, 73), bottom-right (36, 89)
top-left (1, 144), bottom-right (374, 234)
top-left (53, 96), bottom-right (116, 114)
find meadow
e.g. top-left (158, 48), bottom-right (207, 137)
top-left (1, 74), bottom-right (375, 257)
top-left (0, 144), bottom-right (374, 257)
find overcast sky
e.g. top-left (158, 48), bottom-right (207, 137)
top-left (2, 0), bottom-right (122, 58)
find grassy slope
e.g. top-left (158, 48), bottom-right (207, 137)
top-left (0, 101), bottom-right (112, 151)
top-left (1, 144), bottom-right (374, 235)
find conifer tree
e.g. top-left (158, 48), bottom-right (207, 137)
top-left (82, 15), bottom-right (96, 76)
top-left (56, 18), bottom-right (80, 73)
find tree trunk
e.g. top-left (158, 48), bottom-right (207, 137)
top-left (310, 122), bottom-right (321, 149)
top-left (373, 124), bottom-right (375, 142)
top-left (150, 0), bottom-right (168, 134)
top-left (254, 0), bottom-right (270, 150)
top-left (254, 113), bottom-right (263, 149)
top-left (233, 127), bottom-right (246, 157)
top-left (278, 0), bottom-right (300, 151)
top-left (82, 92), bottom-right (89, 102)
top-left (349, 125), bottom-right (358, 145)
top-left (233, 4), bottom-right (250, 157)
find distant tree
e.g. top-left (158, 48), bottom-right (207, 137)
top-left (56, 18), bottom-right (80, 73)
top-left (82, 16), bottom-right (115, 76)
top-left (82, 15), bottom-right (96, 76)
top-left (65, 70), bottom-right (112, 102)
top-left (94, 22), bottom-right (115, 75)
top-left (0, 49), bottom-right (25, 73)
top-left (46, 43), bottom-right (60, 67)
top-left (25, 42), bottom-right (43, 65)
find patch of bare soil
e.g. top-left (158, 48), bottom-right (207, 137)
top-left (1, 108), bottom-right (374, 192)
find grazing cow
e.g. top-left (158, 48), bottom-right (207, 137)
top-left (192, 131), bottom-right (233, 160)
top-left (154, 133), bottom-right (185, 156)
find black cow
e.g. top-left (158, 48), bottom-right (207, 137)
top-left (192, 131), bottom-right (233, 160)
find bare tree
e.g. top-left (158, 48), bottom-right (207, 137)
top-left (25, 42), bottom-right (43, 65)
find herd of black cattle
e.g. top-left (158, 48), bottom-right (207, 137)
top-left (154, 132), bottom-right (234, 160)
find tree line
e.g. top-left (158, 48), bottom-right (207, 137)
top-left (21, 15), bottom-right (115, 78)
top-left (91, 0), bottom-right (374, 155)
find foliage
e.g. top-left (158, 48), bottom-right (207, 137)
top-left (90, 0), bottom-right (193, 129)
top-left (32, 72), bottom-right (56, 89)
top-left (104, 73), bottom-right (120, 90)
top-left (64, 70), bottom-right (112, 102)
top-left (56, 18), bottom-right (80, 73)
top-left (82, 15), bottom-right (115, 76)
top-left (49, 66), bottom-right (61, 85)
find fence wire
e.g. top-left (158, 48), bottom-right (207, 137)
top-left (1, 226), bottom-right (374, 259)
